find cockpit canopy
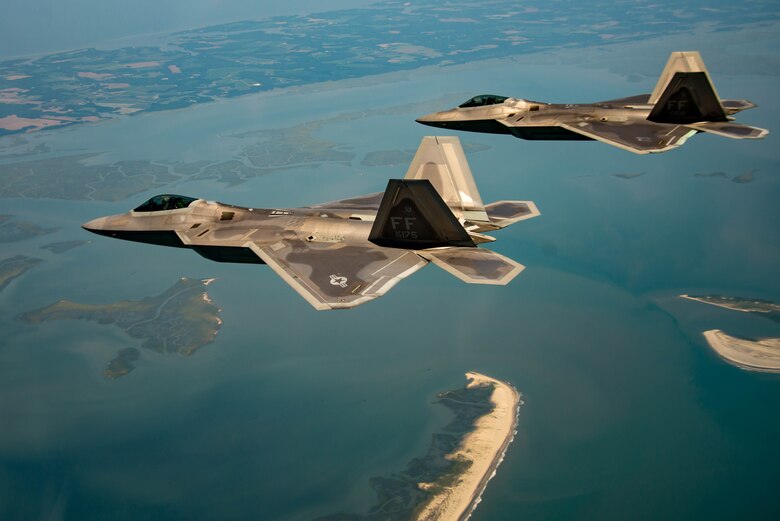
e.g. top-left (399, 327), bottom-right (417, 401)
top-left (134, 194), bottom-right (197, 212)
top-left (458, 95), bottom-right (508, 108)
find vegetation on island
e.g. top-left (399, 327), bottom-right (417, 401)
top-left (21, 277), bottom-right (222, 378)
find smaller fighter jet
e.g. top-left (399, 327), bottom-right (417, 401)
top-left (416, 51), bottom-right (768, 154)
top-left (83, 137), bottom-right (540, 310)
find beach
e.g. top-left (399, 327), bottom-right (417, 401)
top-left (703, 329), bottom-right (780, 373)
top-left (415, 372), bottom-right (521, 521)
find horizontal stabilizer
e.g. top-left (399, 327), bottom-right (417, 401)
top-left (420, 247), bottom-right (524, 285)
top-left (467, 200), bottom-right (541, 233)
top-left (485, 200), bottom-right (540, 228)
top-left (689, 121), bottom-right (768, 140)
top-left (369, 179), bottom-right (475, 250)
top-left (404, 136), bottom-right (488, 222)
top-left (721, 99), bottom-right (758, 115)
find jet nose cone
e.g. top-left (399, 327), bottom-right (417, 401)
top-left (415, 111), bottom-right (452, 128)
top-left (82, 216), bottom-right (107, 234)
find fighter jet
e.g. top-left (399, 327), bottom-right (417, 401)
top-left (416, 52), bottom-right (768, 154)
top-left (83, 137), bottom-right (540, 310)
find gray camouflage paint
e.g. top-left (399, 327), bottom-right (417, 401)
top-left (416, 52), bottom-right (768, 154)
top-left (83, 137), bottom-right (540, 310)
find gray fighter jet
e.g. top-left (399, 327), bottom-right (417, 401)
top-left (83, 137), bottom-right (540, 310)
top-left (416, 52), bottom-right (768, 154)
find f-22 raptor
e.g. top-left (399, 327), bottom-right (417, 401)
top-left (83, 137), bottom-right (539, 310)
top-left (416, 52), bottom-right (768, 154)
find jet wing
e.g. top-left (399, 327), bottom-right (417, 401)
top-left (557, 120), bottom-right (698, 154)
top-left (247, 239), bottom-right (427, 310)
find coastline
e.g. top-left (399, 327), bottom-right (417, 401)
top-left (703, 329), bottom-right (780, 373)
top-left (415, 372), bottom-right (521, 521)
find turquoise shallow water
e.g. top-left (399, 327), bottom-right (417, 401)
top-left (1, 18), bottom-right (780, 521)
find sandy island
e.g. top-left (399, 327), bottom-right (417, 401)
top-left (680, 294), bottom-right (780, 314)
top-left (415, 372), bottom-right (521, 521)
top-left (703, 329), bottom-right (780, 373)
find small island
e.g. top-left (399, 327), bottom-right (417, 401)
top-left (612, 172), bottom-right (646, 179)
top-left (40, 240), bottom-right (89, 254)
top-left (680, 294), bottom-right (780, 323)
top-left (0, 255), bottom-right (42, 293)
top-left (681, 294), bottom-right (780, 373)
top-left (21, 277), bottom-right (222, 377)
top-left (104, 347), bottom-right (141, 379)
top-left (314, 372), bottom-right (521, 521)
top-left (0, 214), bottom-right (58, 243)
top-left (703, 330), bottom-right (780, 373)
top-left (415, 372), bottom-right (520, 521)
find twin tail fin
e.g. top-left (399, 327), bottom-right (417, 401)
top-left (647, 51), bottom-right (727, 124)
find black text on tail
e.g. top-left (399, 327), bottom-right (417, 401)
top-left (368, 179), bottom-right (475, 249)
top-left (648, 72), bottom-right (727, 124)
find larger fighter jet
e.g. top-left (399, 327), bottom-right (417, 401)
top-left (416, 52), bottom-right (768, 154)
top-left (83, 137), bottom-right (540, 310)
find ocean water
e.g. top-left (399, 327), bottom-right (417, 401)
top-left (1, 18), bottom-right (780, 521)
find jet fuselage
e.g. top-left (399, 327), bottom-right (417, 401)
top-left (82, 137), bottom-right (541, 310)
top-left (418, 96), bottom-right (666, 140)
top-left (83, 198), bottom-right (377, 264)
top-left (416, 52), bottom-right (769, 154)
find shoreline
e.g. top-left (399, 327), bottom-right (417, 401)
top-left (703, 329), bottom-right (780, 373)
top-left (415, 372), bottom-right (521, 521)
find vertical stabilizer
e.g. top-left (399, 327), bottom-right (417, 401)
top-left (368, 179), bottom-right (475, 249)
top-left (648, 51), bottom-right (718, 104)
top-left (404, 136), bottom-right (489, 222)
top-left (647, 52), bottom-right (727, 124)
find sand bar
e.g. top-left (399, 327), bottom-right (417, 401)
top-left (680, 294), bottom-right (780, 314)
top-left (415, 372), bottom-right (520, 521)
top-left (125, 61), bottom-right (161, 69)
top-left (77, 71), bottom-right (113, 80)
top-left (703, 329), bottom-right (780, 373)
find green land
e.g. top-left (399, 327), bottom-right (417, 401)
top-left (21, 277), bottom-right (222, 377)
top-left (0, 214), bottom-right (58, 242)
top-left (0, 98), bottom-right (487, 202)
top-left (103, 347), bottom-right (142, 379)
top-left (40, 240), bottom-right (89, 254)
top-left (681, 294), bottom-right (780, 323)
top-left (3, 0), bottom-right (772, 136)
top-left (0, 255), bottom-right (42, 293)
